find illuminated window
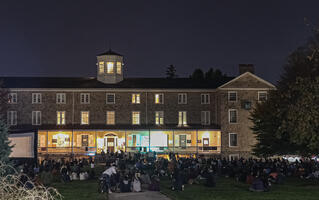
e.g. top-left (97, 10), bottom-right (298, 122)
top-left (116, 62), bottom-right (122, 74)
top-left (106, 111), bottom-right (115, 125)
top-left (178, 93), bottom-right (187, 104)
top-left (107, 62), bottom-right (114, 74)
top-left (258, 91), bottom-right (268, 101)
top-left (7, 111), bottom-right (17, 126)
top-left (201, 111), bottom-right (210, 125)
top-left (155, 111), bottom-right (164, 125)
top-left (155, 93), bottom-right (164, 104)
top-left (8, 93), bottom-right (17, 104)
top-left (56, 93), bottom-right (66, 104)
top-left (132, 94), bottom-right (140, 104)
top-left (229, 109), bottom-right (237, 123)
top-left (132, 111), bottom-right (140, 125)
top-left (201, 94), bottom-right (210, 104)
top-left (32, 93), bottom-right (42, 104)
top-left (57, 111), bottom-right (65, 125)
top-left (178, 111), bottom-right (187, 126)
top-left (228, 91), bottom-right (237, 102)
top-left (99, 62), bottom-right (104, 74)
top-left (106, 93), bottom-right (115, 104)
top-left (80, 93), bottom-right (90, 104)
top-left (32, 111), bottom-right (41, 125)
top-left (81, 111), bottom-right (89, 125)
top-left (229, 133), bottom-right (238, 147)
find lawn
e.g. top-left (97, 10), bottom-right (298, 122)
top-left (51, 179), bottom-right (107, 200)
top-left (160, 177), bottom-right (319, 200)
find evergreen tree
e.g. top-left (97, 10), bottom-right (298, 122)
top-left (190, 68), bottom-right (204, 80)
top-left (166, 65), bottom-right (177, 79)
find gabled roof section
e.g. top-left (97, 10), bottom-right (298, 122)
top-left (98, 49), bottom-right (122, 56)
top-left (218, 72), bottom-right (276, 89)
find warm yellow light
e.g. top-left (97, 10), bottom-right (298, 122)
top-left (107, 62), bottom-right (114, 74)
top-left (132, 94), bottom-right (140, 104)
top-left (99, 62), bottom-right (104, 74)
top-left (116, 62), bottom-right (121, 74)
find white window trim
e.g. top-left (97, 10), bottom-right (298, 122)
top-left (201, 111), bottom-right (211, 125)
top-left (106, 93), bottom-right (116, 104)
top-left (80, 93), bottom-right (90, 104)
top-left (81, 111), bottom-right (90, 125)
top-left (7, 111), bottom-right (17, 126)
top-left (155, 111), bottom-right (164, 125)
top-left (56, 93), bottom-right (66, 104)
top-left (32, 93), bottom-right (42, 104)
top-left (155, 93), bottom-right (164, 104)
top-left (228, 109), bottom-right (238, 124)
top-left (132, 111), bottom-right (141, 125)
top-left (106, 111), bottom-right (115, 125)
top-left (178, 111), bottom-right (187, 126)
top-left (56, 111), bottom-right (66, 125)
top-left (258, 91), bottom-right (268, 101)
top-left (132, 93), bottom-right (141, 104)
top-left (32, 111), bottom-right (41, 125)
top-left (228, 91), bottom-right (237, 102)
top-left (178, 93), bottom-right (187, 104)
top-left (8, 93), bottom-right (17, 104)
top-left (201, 94), bottom-right (210, 104)
top-left (229, 133), bottom-right (238, 147)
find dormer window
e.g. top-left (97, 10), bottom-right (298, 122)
top-left (107, 62), bottom-right (114, 74)
top-left (99, 62), bottom-right (104, 74)
top-left (116, 62), bottom-right (122, 74)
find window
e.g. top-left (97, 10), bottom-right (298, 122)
top-left (258, 91), bottom-right (268, 101)
top-left (116, 62), bottom-right (122, 74)
top-left (201, 94), bottom-right (210, 104)
top-left (178, 93), bottom-right (187, 104)
top-left (80, 93), bottom-right (90, 104)
top-left (8, 93), bottom-right (17, 104)
top-left (229, 133), bottom-right (238, 147)
top-left (132, 94), bottom-right (140, 104)
top-left (56, 93), bottom-right (66, 104)
top-left (107, 62), bottom-right (114, 74)
top-left (178, 111), bottom-right (187, 126)
top-left (155, 93), bottom-right (164, 104)
top-left (7, 111), bottom-right (17, 126)
top-left (32, 93), bottom-right (42, 104)
top-left (201, 111), bottom-right (211, 125)
top-left (57, 111), bottom-right (65, 125)
top-left (99, 61), bottom-right (104, 74)
top-left (106, 93), bottom-right (115, 104)
top-left (228, 91), bottom-right (237, 102)
top-left (32, 111), bottom-right (41, 125)
top-left (106, 111), bottom-right (115, 125)
top-left (81, 111), bottom-right (89, 125)
top-left (229, 109), bottom-right (238, 123)
top-left (155, 111), bottom-right (164, 125)
top-left (132, 111), bottom-right (140, 125)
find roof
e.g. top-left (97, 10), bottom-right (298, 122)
top-left (98, 49), bottom-right (122, 56)
top-left (0, 77), bottom-right (234, 89)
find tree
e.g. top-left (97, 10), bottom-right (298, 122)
top-left (190, 68), bottom-right (204, 80)
top-left (166, 65), bottom-right (177, 79)
top-left (205, 68), bottom-right (227, 84)
top-left (251, 29), bottom-right (319, 157)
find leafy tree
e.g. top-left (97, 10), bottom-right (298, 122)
top-left (166, 65), bottom-right (178, 79)
top-left (205, 68), bottom-right (227, 84)
top-left (190, 68), bottom-right (204, 80)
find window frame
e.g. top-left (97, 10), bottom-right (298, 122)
top-left (155, 111), bottom-right (164, 125)
top-left (201, 111), bottom-right (211, 125)
top-left (32, 111), bottom-right (41, 125)
top-left (132, 93), bottom-right (141, 104)
top-left (56, 111), bottom-right (66, 125)
top-left (56, 93), bottom-right (66, 104)
top-left (258, 91), bottom-right (268, 102)
top-left (7, 111), bottom-right (17, 126)
top-left (132, 111), bottom-right (141, 125)
top-left (178, 93), bottom-right (187, 104)
top-left (8, 93), bottom-right (17, 104)
top-left (106, 111), bottom-right (115, 125)
top-left (106, 62), bottom-right (114, 74)
top-left (81, 111), bottom-right (90, 125)
top-left (106, 93), bottom-right (116, 104)
top-left (32, 93), bottom-right (42, 104)
top-left (200, 94), bottom-right (210, 104)
top-left (116, 62), bottom-right (122, 74)
top-left (178, 111), bottom-right (187, 126)
top-left (80, 93), bottom-right (90, 104)
top-left (228, 91), bottom-right (237, 102)
top-left (228, 109), bottom-right (238, 124)
top-left (154, 93), bottom-right (164, 104)
top-left (98, 61), bottom-right (105, 74)
top-left (229, 133), bottom-right (238, 147)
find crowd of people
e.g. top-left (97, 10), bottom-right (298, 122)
top-left (14, 151), bottom-right (319, 193)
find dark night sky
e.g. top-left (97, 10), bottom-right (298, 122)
top-left (0, 1), bottom-right (319, 84)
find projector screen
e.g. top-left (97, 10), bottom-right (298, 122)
top-left (9, 132), bottom-right (35, 158)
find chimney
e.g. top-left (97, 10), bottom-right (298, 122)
top-left (239, 64), bottom-right (254, 75)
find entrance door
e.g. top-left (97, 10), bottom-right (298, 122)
top-left (203, 138), bottom-right (209, 151)
top-left (107, 138), bottom-right (115, 153)
top-left (179, 135), bottom-right (186, 149)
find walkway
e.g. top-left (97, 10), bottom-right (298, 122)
top-left (109, 191), bottom-right (171, 200)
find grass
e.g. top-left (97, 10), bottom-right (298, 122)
top-left (51, 179), bottom-right (107, 200)
top-left (160, 177), bottom-right (319, 200)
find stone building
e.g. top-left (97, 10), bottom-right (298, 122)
top-left (2, 50), bottom-right (275, 159)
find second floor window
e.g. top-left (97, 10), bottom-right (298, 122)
top-left (80, 93), bottom-right (90, 104)
top-left (106, 111), bottom-right (115, 125)
top-left (178, 93), bottom-right (187, 104)
top-left (155, 111), bottom-right (164, 125)
top-left (7, 111), bottom-right (17, 126)
top-left (178, 111), bottom-right (187, 126)
top-left (229, 133), bottom-right (238, 147)
top-left (57, 111), bottom-right (65, 125)
top-left (258, 91), bottom-right (268, 101)
top-left (32, 111), bottom-right (41, 125)
top-left (32, 93), bottom-right (42, 104)
top-left (132, 111), bottom-right (140, 125)
top-left (201, 94), bottom-right (210, 104)
top-left (81, 111), bottom-right (89, 125)
top-left (8, 93), bottom-right (17, 104)
top-left (132, 94), bottom-right (140, 104)
top-left (201, 111), bottom-right (211, 125)
top-left (106, 93), bottom-right (115, 104)
top-left (229, 109), bottom-right (238, 123)
top-left (155, 93), bottom-right (164, 104)
top-left (56, 93), bottom-right (66, 104)
top-left (228, 91), bottom-right (237, 102)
